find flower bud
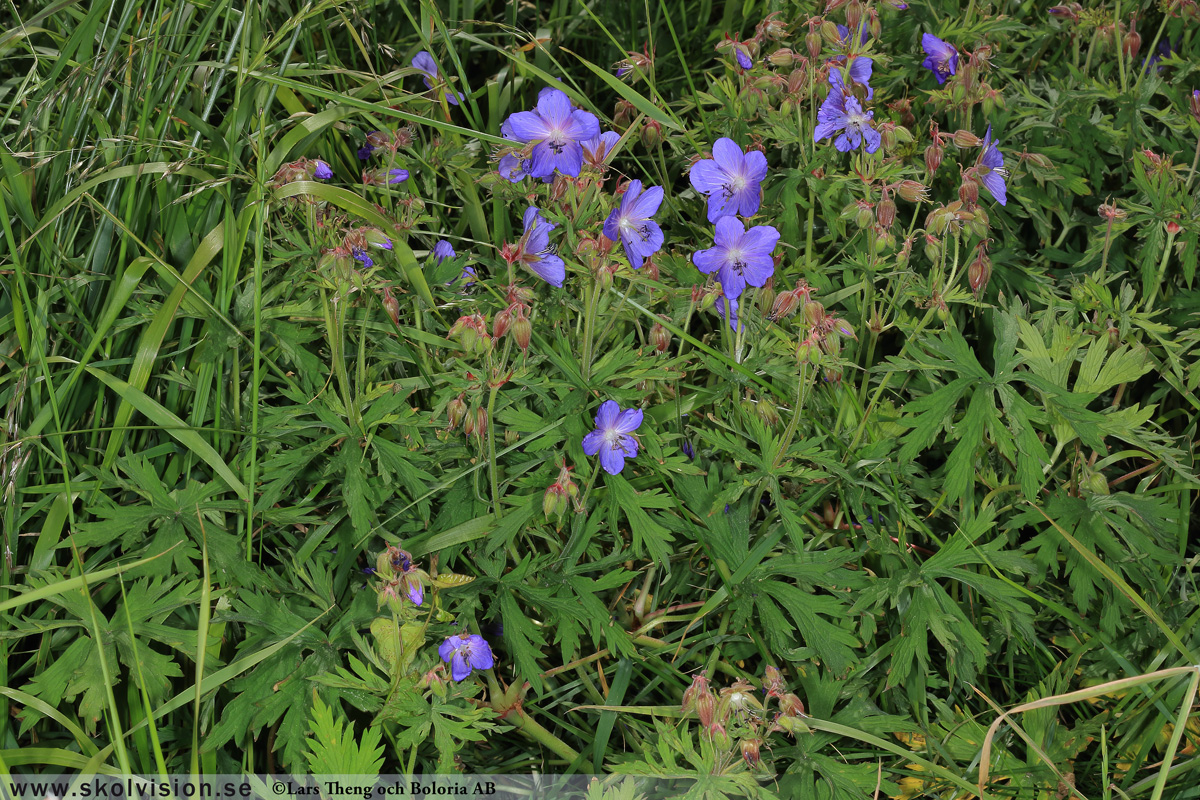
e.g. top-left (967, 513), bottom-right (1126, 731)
top-left (768, 48), bottom-right (795, 68)
top-left (770, 290), bottom-right (799, 321)
top-left (778, 692), bottom-right (806, 718)
top-left (958, 178), bottom-right (980, 208)
top-left (740, 738), bottom-right (763, 767)
top-left (853, 199), bottom-right (875, 229)
top-left (968, 248), bottom-right (992, 298)
top-left (613, 99), bottom-right (635, 131)
top-left (805, 30), bottom-right (823, 61)
top-left (710, 723), bottom-right (733, 751)
top-left (1166, 219), bottom-right (1182, 235)
top-left (543, 482), bottom-right (569, 518)
top-left (1191, 89), bottom-right (1200, 124)
top-left (877, 196), bottom-right (897, 229)
top-left (382, 288), bottom-right (400, 326)
top-left (446, 395), bottom-right (467, 430)
top-left (896, 180), bottom-right (929, 203)
top-left (641, 119), bottom-right (662, 149)
top-left (795, 336), bottom-right (819, 364)
top-left (463, 409), bottom-right (476, 437)
top-left (924, 141), bottom-right (943, 175)
top-left (493, 307), bottom-right (512, 340)
top-left (756, 398), bottom-right (780, 427)
top-left (651, 321), bottom-right (671, 354)
top-left (763, 666), bottom-right (784, 697)
top-left (819, 20), bottom-right (840, 45)
top-left (924, 233), bottom-right (943, 264)
top-left (511, 309), bottom-right (532, 352)
top-left (953, 129), bottom-right (982, 148)
top-left (473, 406), bottom-right (488, 439)
top-left (1048, 5), bottom-right (1080, 22)
top-left (1086, 469), bottom-right (1109, 496)
top-left (966, 206), bottom-right (990, 239)
top-left (845, 0), bottom-right (863, 37)
top-left (505, 429), bottom-right (520, 447)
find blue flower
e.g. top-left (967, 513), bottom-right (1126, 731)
top-left (692, 216), bottom-right (780, 300)
top-left (518, 206), bottom-right (565, 287)
top-left (412, 51), bottom-right (465, 106)
top-left (502, 88), bottom-right (601, 179)
top-left (734, 45), bottom-right (753, 70)
top-left (388, 169), bottom-right (409, 184)
top-left (978, 125), bottom-right (1007, 206)
top-left (603, 180), bottom-right (664, 267)
top-left (581, 131), bottom-right (622, 169)
top-left (813, 71), bottom-right (881, 154)
top-left (352, 247), bottom-right (373, 268)
top-left (312, 160), bottom-right (333, 180)
top-left (438, 634), bottom-right (494, 682)
top-left (921, 34), bottom-right (958, 84)
top-left (582, 400), bottom-right (643, 475)
top-left (688, 138), bottom-right (769, 223)
top-left (434, 240), bottom-right (457, 264)
top-left (836, 23), bottom-right (870, 46)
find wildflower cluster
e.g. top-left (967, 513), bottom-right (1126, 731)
top-left (680, 668), bottom-right (809, 770)
top-left (374, 545), bottom-right (428, 610)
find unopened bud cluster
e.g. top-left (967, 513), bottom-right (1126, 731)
top-left (374, 545), bottom-right (429, 611)
top-left (680, 668), bottom-right (810, 769)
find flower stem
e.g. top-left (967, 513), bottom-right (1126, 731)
top-left (1145, 229), bottom-right (1176, 312)
top-left (486, 381), bottom-right (502, 517)
top-left (580, 276), bottom-right (602, 382)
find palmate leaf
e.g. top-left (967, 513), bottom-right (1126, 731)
top-left (606, 474), bottom-right (675, 566)
top-left (304, 694), bottom-right (384, 775)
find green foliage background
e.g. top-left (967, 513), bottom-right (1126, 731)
top-left (1, 0), bottom-right (1199, 796)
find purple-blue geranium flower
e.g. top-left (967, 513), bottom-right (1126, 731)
top-left (388, 169), bottom-right (409, 184)
top-left (921, 34), bottom-right (958, 84)
top-left (813, 72), bottom-right (881, 154)
top-left (688, 138), bottom-right (769, 223)
top-left (438, 634), bottom-right (494, 682)
top-left (352, 247), bottom-right (373, 268)
top-left (412, 51), bottom-right (464, 106)
top-left (582, 131), bottom-right (621, 169)
top-left (602, 179), bottom-right (664, 267)
top-left (978, 125), bottom-right (1008, 206)
top-left (734, 45), bottom-right (753, 70)
top-left (502, 89), bottom-right (601, 179)
top-left (434, 240), bottom-right (456, 264)
top-left (313, 160), bottom-right (332, 180)
top-left (836, 23), bottom-right (870, 46)
top-left (582, 400), bottom-right (643, 475)
top-left (716, 295), bottom-right (740, 332)
top-left (518, 206), bottom-right (565, 287)
top-left (693, 217), bottom-right (780, 300)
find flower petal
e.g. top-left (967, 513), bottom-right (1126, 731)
top-left (504, 111), bottom-right (551, 142)
top-left (412, 51), bottom-right (438, 78)
top-left (980, 171), bottom-right (1007, 206)
top-left (598, 446), bottom-right (626, 475)
top-left (535, 88), bottom-right (574, 127)
top-left (614, 407), bottom-right (643, 434)
top-left (713, 216), bottom-right (746, 249)
top-left (689, 159), bottom-right (726, 195)
top-left (742, 150), bottom-right (769, 183)
top-left (740, 224), bottom-right (781, 256)
top-left (692, 245), bottom-right (725, 275)
top-left (582, 430), bottom-right (605, 456)
top-left (629, 184), bottom-right (664, 219)
top-left (594, 400), bottom-right (620, 430)
top-left (711, 138), bottom-right (745, 173)
top-left (528, 253), bottom-right (565, 287)
top-left (451, 652), bottom-right (471, 682)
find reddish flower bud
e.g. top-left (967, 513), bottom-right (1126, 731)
top-left (769, 290), bottom-right (800, 321)
top-left (877, 196), bottom-right (897, 229)
top-left (650, 321), bottom-right (671, 354)
top-left (845, 0), bottom-right (863, 36)
top-left (953, 129), bottom-right (982, 148)
top-left (958, 178), bottom-right (980, 208)
top-left (968, 245), bottom-right (992, 298)
top-left (896, 180), bottom-right (929, 203)
top-left (613, 99), bottom-right (635, 131)
top-left (805, 30), bottom-right (823, 61)
top-left (763, 666), bottom-right (784, 697)
top-left (1191, 89), bottom-right (1200, 124)
top-left (493, 307), bottom-right (513, 339)
top-left (511, 308), bottom-right (532, 352)
top-left (740, 738), bottom-right (763, 767)
top-left (641, 119), bottom-right (663, 149)
top-left (473, 406), bottom-right (488, 439)
top-left (1166, 218), bottom-right (1182, 235)
top-left (382, 288), bottom-right (400, 326)
top-left (924, 141), bottom-right (944, 175)
top-left (819, 20), bottom-right (840, 45)
top-left (446, 395), bottom-right (467, 430)
top-left (924, 233), bottom-right (943, 264)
